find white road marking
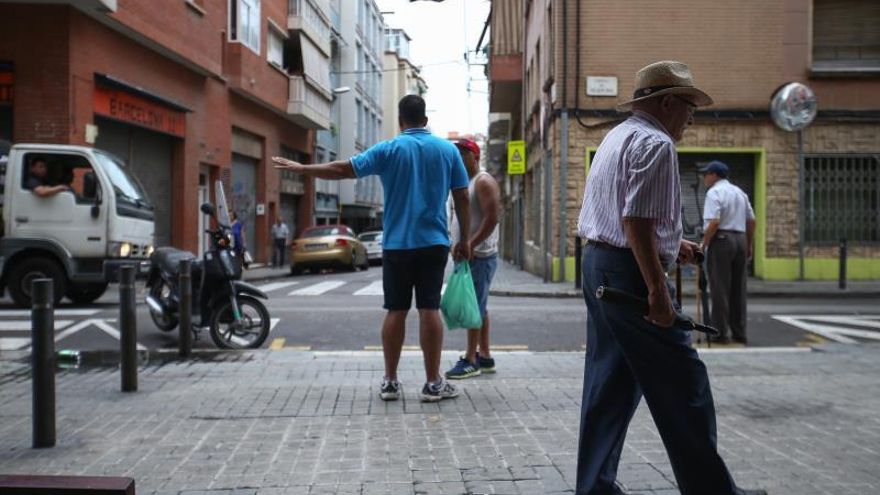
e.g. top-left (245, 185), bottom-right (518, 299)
top-left (771, 315), bottom-right (880, 344)
top-left (270, 318), bottom-right (280, 331)
top-left (288, 281), bottom-right (347, 296)
top-left (0, 338), bottom-right (30, 350)
top-left (353, 281), bottom-right (383, 296)
top-left (0, 320), bottom-right (74, 331)
top-left (0, 309), bottom-right (101, 317)
top-left (257, 281), bottom-right (300, 293)
top-left (92, 320), bottom-right (147, 350)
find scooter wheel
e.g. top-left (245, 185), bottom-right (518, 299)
top-left (149, 283), bottom-right (179, 332)
top-left (209, 295), bottom-right (271, 349)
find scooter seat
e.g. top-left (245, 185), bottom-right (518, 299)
top-left (151, 247), bottom-right (197, 275)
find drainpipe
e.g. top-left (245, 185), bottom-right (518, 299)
top-left (558, 0), bottom-right (569, 282)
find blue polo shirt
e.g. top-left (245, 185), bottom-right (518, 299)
top-left (350, 128), bottom-right (469, 250)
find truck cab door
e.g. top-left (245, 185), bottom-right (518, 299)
top-left (10, 152), bottom-right (106, 258)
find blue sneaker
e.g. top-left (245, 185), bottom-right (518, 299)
top-left (420, 379), bottom-right (460, 402)
top-left (445, 357), bottom-right (481, 380)
top-left (477, 354), bottom-right (496, 374)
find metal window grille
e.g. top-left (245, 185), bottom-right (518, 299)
top-left (804, 154), bottom-right (880, 245)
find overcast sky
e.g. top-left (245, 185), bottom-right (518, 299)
top-left (374, 0), bottom-right (491, 138)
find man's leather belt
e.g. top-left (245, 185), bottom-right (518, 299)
top-left (585, 239), bottom-right (631, 253)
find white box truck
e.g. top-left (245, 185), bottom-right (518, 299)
top-left (0, 141), bottom-right (155, 307)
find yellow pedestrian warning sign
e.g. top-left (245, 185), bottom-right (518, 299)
top-left (507, 141), bottom-right (526, 175)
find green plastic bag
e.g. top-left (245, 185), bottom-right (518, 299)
top-left (440, 262), bottom-right (483, 330)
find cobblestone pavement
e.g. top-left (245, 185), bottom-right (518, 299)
top-left (1, 345), bottom-right (879, 495)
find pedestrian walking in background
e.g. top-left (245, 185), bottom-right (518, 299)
top-left (575, 60), bottom-right (766, 495)
top-left (445, 138), bottom-right (501, 380)
top-left (271, 217), bottom-right (290, 268)
top-left (700, 160), bottom-right (756, 344)
top-left (272, 95), bottom-right (471, 403)
top-left (230, 211), bottom-right (247, 270)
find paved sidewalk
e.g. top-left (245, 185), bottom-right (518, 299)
top-left (1, 345), bottom-right (879, 494)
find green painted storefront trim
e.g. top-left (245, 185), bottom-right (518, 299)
top-left (551, 256), bottom-right (578, 283)
top-left (580, 146), bottom-right (880, 281)
top-left (762, 258), bottom-right (880, 280)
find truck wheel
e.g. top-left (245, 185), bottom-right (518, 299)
top-left (7, 257), bottom-right (67, 308)
top-left (66, 282), bottom-right (109, 305)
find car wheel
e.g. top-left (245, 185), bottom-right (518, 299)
top-left (290, 263), bottom-right (301, 276)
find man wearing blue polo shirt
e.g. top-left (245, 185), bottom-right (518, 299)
top-left (272, 95), bottom-right (471, 403)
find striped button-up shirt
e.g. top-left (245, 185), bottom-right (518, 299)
top-left (577, 111), bottom-right (682, 263)
top-left (702, 179), bottom-right (755, 232)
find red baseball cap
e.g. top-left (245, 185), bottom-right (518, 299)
top-left (455, 139), bottom-right (480, 160)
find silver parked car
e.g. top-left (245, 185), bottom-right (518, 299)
top-left (357, 230), bottom-right (383, 265)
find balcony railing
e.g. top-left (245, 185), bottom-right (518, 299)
top-left (289, 0), bottom-right (331, 56)
top-left (288, 76), bottom-right (331, 130)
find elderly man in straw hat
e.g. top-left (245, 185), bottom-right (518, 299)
top-left (575, 61), bottom-right (767, 495)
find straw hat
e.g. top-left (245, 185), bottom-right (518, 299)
top-left (617, 61), bottom-right (713, 111)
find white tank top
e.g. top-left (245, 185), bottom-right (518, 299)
top-left (450, 171), bottom-right (499, 257)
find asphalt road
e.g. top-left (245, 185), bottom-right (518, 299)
top-left (1, 266), bottom-right (878, 353)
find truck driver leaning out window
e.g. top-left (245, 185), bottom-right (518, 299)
top-left (25, 156), bottom-right (71, 198)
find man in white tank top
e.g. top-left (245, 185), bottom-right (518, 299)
top-left (446, 139), bottom-right (501, 379)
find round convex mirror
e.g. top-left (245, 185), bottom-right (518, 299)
top-left (770, 82), bottom-right (817, 132)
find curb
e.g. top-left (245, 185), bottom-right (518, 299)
top-left (490, 289), bottom-right (880, 299)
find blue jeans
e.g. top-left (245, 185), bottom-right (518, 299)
top-left (470, 254), bottom-right (497, 317)
top-left (576, 245), bottom-right (737, 495)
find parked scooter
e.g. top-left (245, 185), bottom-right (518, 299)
top-left (144, 196), bottom-right (271, 349)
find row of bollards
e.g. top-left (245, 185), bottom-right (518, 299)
top-left (31, 260), bottom-right (194, 449)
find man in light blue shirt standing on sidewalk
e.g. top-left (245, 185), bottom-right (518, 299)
top-left (272, 95), bottom-right (471, 403)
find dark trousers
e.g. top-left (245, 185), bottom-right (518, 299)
top-left (576, 245), bottom-right (737, 495)
top-left (707, 232), bottom-right (748, 341)
top-left (273, 238), bottom-right (286, 267)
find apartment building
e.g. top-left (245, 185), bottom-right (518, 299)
top-left (331, 0), bottom-right (385, 233)
top-left (0, 0), bottom-right (334, 261)
top-left (489, 0), bottom-right (880, 281)
top-left (382, 28), bottom-right (428, 141)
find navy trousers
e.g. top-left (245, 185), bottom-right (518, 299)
top-left (576, 245), bottom-right (737, 495)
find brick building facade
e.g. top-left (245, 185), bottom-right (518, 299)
top-left (488, 0), bottom-right (880, 281)
top-left (0, 0), bottom-right (335, 261)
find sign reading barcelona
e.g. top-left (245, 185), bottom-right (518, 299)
top-left (94, 85), bottom-right (186, 137)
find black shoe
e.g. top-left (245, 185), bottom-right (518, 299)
top-left (735, 489), bottom-right (767, 495)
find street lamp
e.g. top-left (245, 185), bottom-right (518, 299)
top-left (332, 86), bottom-right (351, 95)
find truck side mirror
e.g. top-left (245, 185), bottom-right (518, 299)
top-left (90, 187), bottom-right (102, 219)
top-left (83, 171), bottom-right (97, 200)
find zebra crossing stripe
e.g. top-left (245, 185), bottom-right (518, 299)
top-left (0, 320), bottom-right (74, 331)
top-left (288, 281), bottom-right (347, 296)
top-left (354, 281), bottom-right (383, 296)
top-left (0, 309), bottom-right (101, 317)
top-left (257, 281), bottom-right (300, 292)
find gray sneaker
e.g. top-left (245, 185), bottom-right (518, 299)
top-left (420, 379), bottom-right (460, 402)
top-left (380, 379), bottom-right (401, 401)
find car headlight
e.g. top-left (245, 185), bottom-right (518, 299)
top-left (145, 245), bottom-right (155, 258)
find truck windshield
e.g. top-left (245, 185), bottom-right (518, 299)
top-left (94, 150), bottom-right (152, 208)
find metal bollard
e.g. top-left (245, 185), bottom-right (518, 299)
top-left (839, 238), bottom-right (847, 290)
top-left (574, 237), bottom-right (583, 290)
top-left (31, 278), bottom-right (55, 448)
top-left (178, 259), bottom-right (192, 358)
top-left (119, 266), bottom-right (138, 392)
